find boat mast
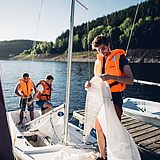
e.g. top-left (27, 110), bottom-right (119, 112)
top-left (64, 0), bottom-right (75, 144)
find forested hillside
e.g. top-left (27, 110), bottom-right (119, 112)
top-left (21, 0), bottom-right (159, 57)
top-left (0, 40), bottom-right (33, 59)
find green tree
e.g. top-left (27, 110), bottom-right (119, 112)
top-left (81, 35), bottom-right (88, 51)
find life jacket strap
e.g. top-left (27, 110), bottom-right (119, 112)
top-left (109, 81), bottom-right (119, 88)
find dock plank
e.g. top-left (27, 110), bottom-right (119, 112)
top-left (73, 110), bottom-right (160, 159)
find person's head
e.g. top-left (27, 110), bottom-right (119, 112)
top-left (92, 35), bottom-right (111, 56)
top-left (22, 72), bottom-right (29, 82)
top-left (45, 74), bottom-right (54, 85)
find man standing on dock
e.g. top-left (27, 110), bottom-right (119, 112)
top-left (15, 72), bottom-right (36, 125)
top-left (85, 35), bottom-right (134, 160)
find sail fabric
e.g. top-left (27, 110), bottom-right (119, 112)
top-left (83, 76), bottom-right (141, 160)
top-left (83, 76), bottom-right (105, 142)
top-left (27, 104), bottom-right (65, 144)
top-left (24, 144), bottom-right (98, 160)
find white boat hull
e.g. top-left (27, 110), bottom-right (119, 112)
top-left (123, 98), bottom-right (160, 127)
top-left (7, 104), bottom-right (98, 160)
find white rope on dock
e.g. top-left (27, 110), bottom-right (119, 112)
top-left (134, 79), bottom-right (160, 87)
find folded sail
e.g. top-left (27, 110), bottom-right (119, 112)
top-left (83, 76), bottom-right (105, 142)
top-left (83, 76), bottom-right (141, 160)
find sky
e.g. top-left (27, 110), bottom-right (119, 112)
top-left (0, 0), bottom-right (145, 42)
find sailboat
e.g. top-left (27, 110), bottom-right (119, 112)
top-left (123, 79), bottom-right (160, 128)
top-left (7, 0), bottom-right (99, 159)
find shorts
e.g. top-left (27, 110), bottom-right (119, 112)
top-left (111, 92), bottom-right (123, 108)
top-left (36, 100), bottom-right (52, 111)
top-left (20, 97), bottom-right (34, 111)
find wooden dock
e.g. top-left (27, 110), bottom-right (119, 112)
top-left (73, 110), bottom-right (160, 160)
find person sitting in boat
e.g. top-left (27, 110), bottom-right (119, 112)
top-left (15, 72), bottom-right (36, 125)
top-left (85, 35), bottom-right (134, 160)
top-left (27, 75), bottom-right (54, 115)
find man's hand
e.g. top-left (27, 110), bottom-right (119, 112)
top-left (84, 81), bottom-right (91, 88)
top-left (27, 101), bottom-right (33, 106)
top-left (100, 74), bottom-right (111, 81)
top-left (21, 95), bottom-right (29, 99)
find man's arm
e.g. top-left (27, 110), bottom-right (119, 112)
top-left (32, 81), bottom-right (36, 94)
top-left (27, 84), bottom-right (43, 106)
top-left (14, 83), bottom-right (22, 97)
top-left (100, 64), bottom-right (134, 85)
top-left (27, 90), bottom-right (40, 106)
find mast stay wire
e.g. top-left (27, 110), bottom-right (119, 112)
top-left (87, 14), bottom-right (91, 81)
top-left (101, 0), bottom-right (141, 103)
top-left (102, 0), bottom-right (122, 93)
top-left (102, 0), bottom-right (140, 77)
top-left (83, 0), bottom-right (91, 81)
top-left (101, 2), bottom-right (141, 158)
top-left (0, 0), bottom-right (44, 112)
top-left (102, 0), bottom-right (114, 50)
top-left (76, 0), bottom-right (91, 80)
top-left (76, 0), bottom-right (88, 10)
top-left (102, 0), bottom-right (140, 54)
top-left (28, 0), bottom-right (44, 72)
top-left (125, 2), bottom-right (140, 56)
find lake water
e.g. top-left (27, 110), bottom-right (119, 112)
top-left (0, 60), bottom-right (159, 112)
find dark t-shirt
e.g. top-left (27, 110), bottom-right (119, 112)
top-left (111, 54), bottom-right (128, 107)
top-left (119, 54), bottom-right (128, 72)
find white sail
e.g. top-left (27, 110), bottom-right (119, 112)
top-left (83, 76), bottom-right (106, 142)
top-left (84, 76), bottom-right (141, 160)
top-left (26, 104), bottom-right (65, 144)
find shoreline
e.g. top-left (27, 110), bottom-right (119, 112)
top-left (7, 49), bottom-right (160, 63)
top-left (9, 52), bottom-right (97, 63)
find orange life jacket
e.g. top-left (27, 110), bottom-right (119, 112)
top-left (94, 49), bottom-right (126, 92)
top-left (36, 80), bottom-right (51, 101)
top-left (18, 78), bottom-right (34, 97)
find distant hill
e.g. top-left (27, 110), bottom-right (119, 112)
top-left (0, 40), bottom-right (33, 59)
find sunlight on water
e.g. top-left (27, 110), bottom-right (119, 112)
top-left (0, 60), bottom-right (159, 112)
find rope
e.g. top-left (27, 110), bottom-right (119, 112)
top-left (86, 1), bottom-right (91, 81)
top-left (28, 0), bottom-right (44, 72)
top-left (49, 113), bottom-right (61, 143)
top-left (101, 0), bottom-right (141, 96)
top-left (102, 0), bottom-right (122, 94)
top-left (76, 0), bottom-right (88, 10)
top-left (102, 0), bottom-right (114, 49)
top-left (34, 0), bottom-right (44, 42)
top-left (125, 0), bottom-right (140, 98)
top-left (125, 2), bottom-right (140, 55)
top-left (76, 0), bottom-right (91, 80)
top-left (99, 2), bottom-right (141, 159)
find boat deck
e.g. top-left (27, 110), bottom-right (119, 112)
top-left (10, 109), bottom-right (41, 132)
top-left (73, 110), bottom-right (160, 160)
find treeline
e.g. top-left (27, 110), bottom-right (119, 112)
top-left (22, 0), bottom-right (160, 56)
top-left (0, 40), bottom-right (33, 59)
